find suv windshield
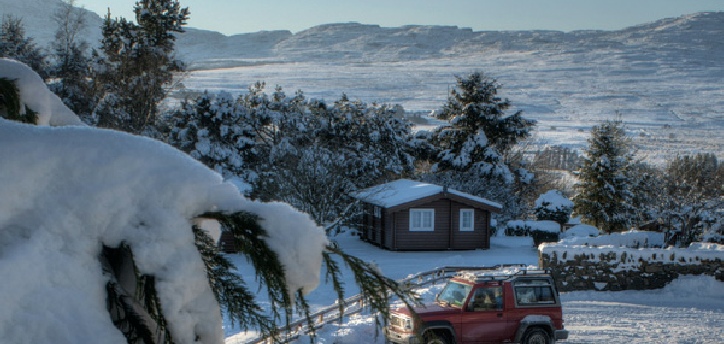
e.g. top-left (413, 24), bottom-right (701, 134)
top-left (436, 281), bottom-right (472, 307)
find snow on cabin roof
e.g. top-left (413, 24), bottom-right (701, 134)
top-left (354, 179), bottom-right (502, 211)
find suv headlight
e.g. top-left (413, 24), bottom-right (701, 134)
top-left (390, 313), bottom-right (414, 331)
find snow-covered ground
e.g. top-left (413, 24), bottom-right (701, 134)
top-left (225, 233), bottom-right (724, 343)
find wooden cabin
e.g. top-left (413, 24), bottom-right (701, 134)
top-left (354, 179), bottom-right (502, 250)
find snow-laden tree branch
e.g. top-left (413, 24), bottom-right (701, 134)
top-left (0, 58), bottom-right (419, 344)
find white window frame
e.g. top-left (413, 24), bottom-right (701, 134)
top-left (460, 209), bottom-right (475, 232)
top-left (409, 208), bottom-right (435, 232)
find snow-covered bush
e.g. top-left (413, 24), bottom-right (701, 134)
top-left (504, 220), bottom-right (561, 245)
top-left (534, 189), bottom-right (573, 225)
top-left (561, 224), bottom-right (599, 239)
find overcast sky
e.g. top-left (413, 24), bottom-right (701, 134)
top-left (76, 0), bottom-right (724, 35)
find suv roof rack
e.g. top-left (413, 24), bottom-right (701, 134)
top-left (454, 265), bottom-right (552, 283)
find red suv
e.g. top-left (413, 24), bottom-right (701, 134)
top-left (385, 266), bottom-right (568, 344)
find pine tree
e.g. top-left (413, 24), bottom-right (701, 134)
top-left (420, 72), bottom-right (536, 221)
top-left (573, 119), bottom-right (635, 233)
top-left (430, 71), bottom-right (535, 175)
top-left (94, 0), bottom-right (188, 134)
top-left (0, 15), bottom-right (47, 79)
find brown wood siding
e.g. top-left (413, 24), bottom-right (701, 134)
top-left (450, 203), bottom-right (487, 250)
top-left (387, 198), bottom-right (492, 250)
top-left (372, 206), bottom-right (383, 246)
top-left (361, 203), bottom-right (373, 243)
top-left (390, 199), bottom-right (446, 250)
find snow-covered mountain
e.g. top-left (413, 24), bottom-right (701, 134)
top-left (2, 0), bottom-right (722, 162)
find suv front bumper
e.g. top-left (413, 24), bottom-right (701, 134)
top-left (385, 327), bottom-right (419, 344)
top-left (555, 329), bottom-right (569, 340)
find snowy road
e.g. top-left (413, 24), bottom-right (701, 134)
top-left (564, 301), bottom-right (722, 343)
top-left (561, 276), bottom-right (724, 344)
top-left (273, 277), bottom-right (724, 344)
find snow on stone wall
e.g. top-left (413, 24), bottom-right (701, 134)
top-left (539, 238), bottom-right (724, 291)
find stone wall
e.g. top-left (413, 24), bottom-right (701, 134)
top-left (539, 246), bottom-right (724, 291)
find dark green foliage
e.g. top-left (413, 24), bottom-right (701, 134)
top-left (0, 15), bottom-right (47, 79)
top-left (535, 205), bottom-right (571, 226)
top-left (102, 243), bottom-right (172, 344)
top-left (417, 72), bottom-right (536, 221)
top-left (0, 77), bottom-right (37, 124)
top-left (191, 224), bottom-right (278, 338)
top-left (627, 161), bottom-right (661, 226)
top-left (198, 211), bottom-right (295, 328)
top-left (573, 120), bottom-right (634, 233)
top-left (430, 71), bottom-right (535, 174)
top-left (193, 211), bottom-right (420, 342)
top-left (324, 242), bottom-right (421, 336)
top-left (95, 0), bottom-right (188, 134)
top-left (530, 230), bottom-right (560, 246)
top-left (162, 91), bottom-right (257, 180)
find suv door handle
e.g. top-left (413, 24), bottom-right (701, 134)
top-left (497, 313), bottom-right (503, 318)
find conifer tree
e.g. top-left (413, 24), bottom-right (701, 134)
top-left (0, 15), bottom-right (47, 79)
top-left (573, 119), bottom-right (634, 233)
top-left (94, 0), bottom-right (188, 134)
top-left (421, 72), bottom-right (536, 221)
top-left (431, 71), bottom-right (535, 175)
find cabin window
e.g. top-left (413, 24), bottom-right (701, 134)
top-left (409, 209), bottom-right (434, 231)
top-left (374, 206), bottom-right (381, 218)
top-left (460, 209), bottom-right (474, 231)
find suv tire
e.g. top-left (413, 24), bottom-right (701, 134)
top-left (424, 331), bottom-right (451, 344)
top-left (522, 328), bottom-right (551, 344)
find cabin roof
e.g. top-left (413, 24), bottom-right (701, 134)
top-left (354, 179), bottom-right (502, 211)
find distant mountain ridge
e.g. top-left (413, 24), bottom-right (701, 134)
top-left (3, 0), bottom-right (721, 68)
top-left (174, 11), bottom-right (724, 68)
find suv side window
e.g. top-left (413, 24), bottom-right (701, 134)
top-left (469, 286), bottom-right (503, 311)
top-left (514, 278), bottom-right (556, 305)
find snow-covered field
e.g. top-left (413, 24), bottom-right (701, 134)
top-left (225, 234), bottom-right (724, 343)
top-left (181, 15), bottom-right (724, 165)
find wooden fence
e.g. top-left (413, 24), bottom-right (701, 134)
top-left (245, 266), bottom-right (490, 344)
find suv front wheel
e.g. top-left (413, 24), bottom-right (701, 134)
top-left (522, 328), bottom-right (551, 344)
top-left (424, 331), bottom-right (451, 344)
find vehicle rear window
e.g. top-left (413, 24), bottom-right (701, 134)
top-left (514, 285), bottom-right (556, 305)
